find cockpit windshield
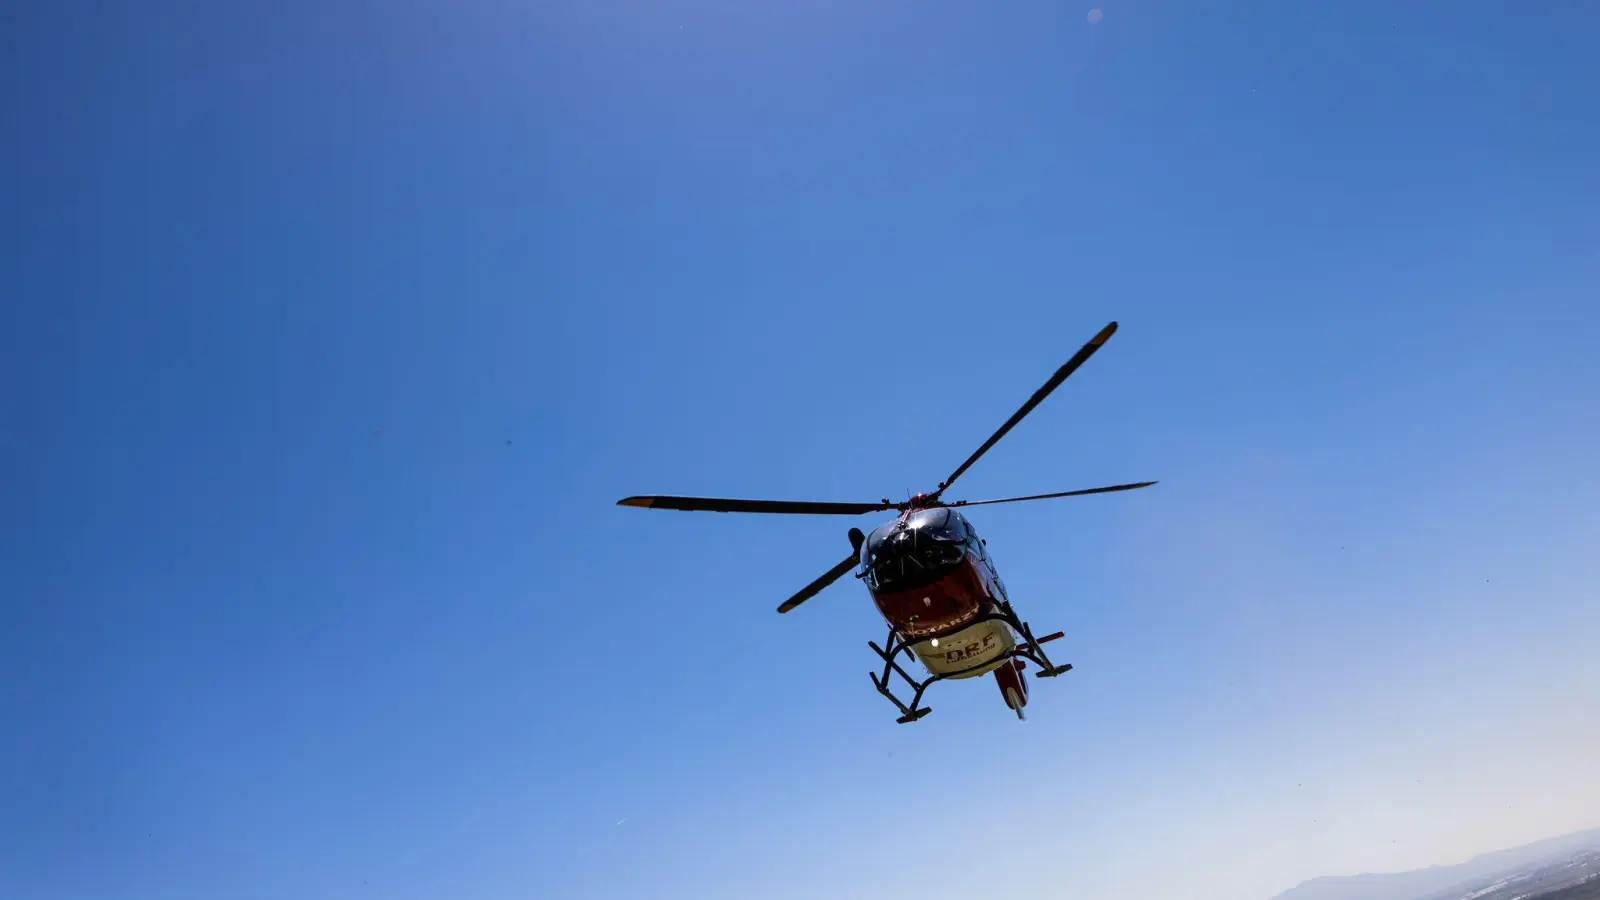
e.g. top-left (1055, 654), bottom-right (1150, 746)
top-left (860, 508), bottom-right (970, 591)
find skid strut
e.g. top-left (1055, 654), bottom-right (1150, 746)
top-left (867, 601), bottom-right (1072, 723)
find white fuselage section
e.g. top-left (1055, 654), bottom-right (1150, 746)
top-left (907, 618), bottom-right (1019, 679)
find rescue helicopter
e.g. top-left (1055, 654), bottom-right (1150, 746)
top-left (617, 321), bottom-right (1155, 723)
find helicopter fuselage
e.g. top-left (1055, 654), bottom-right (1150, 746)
top-left (858, 507), bottom-right (1021, 682)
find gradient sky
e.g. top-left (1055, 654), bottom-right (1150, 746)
top-left (4, 2), bottom-right (1599, 899)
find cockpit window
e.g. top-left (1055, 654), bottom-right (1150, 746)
top-left (860, 509), bottom-right (968, 591)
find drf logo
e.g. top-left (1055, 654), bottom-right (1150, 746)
top-left (943, 633), bottom-right (998, 663)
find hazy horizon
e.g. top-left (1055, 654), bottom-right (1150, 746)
top-left (1285, 825), bottom-right (1600, 881)
top-left (4, 2), bottom-right (1598, 899)
top-left (1270, 826), bottom-right (1600, 900)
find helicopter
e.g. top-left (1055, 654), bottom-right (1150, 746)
top-left (617, 321), bottom-right (1155, 723)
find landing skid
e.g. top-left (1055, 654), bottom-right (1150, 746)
top-left (867, 601), bottom-right (1072, 724)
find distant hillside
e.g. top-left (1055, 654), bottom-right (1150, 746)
top-left (1271, 828), bottom-right (1600, 900)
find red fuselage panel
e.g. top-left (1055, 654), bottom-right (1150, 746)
top-left (869, 555), bottom-right (990, 638)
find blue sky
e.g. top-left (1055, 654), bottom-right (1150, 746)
top-left (3, 2), bottom-right (1598, 898)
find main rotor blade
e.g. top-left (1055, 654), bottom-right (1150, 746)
top-left (618, 496), bottom-right (892, 516)
top-left (937, 321), bottom-right (1120, 496)
top-left (776, 552), bottom-right (859, 614)
top-left (950, 480), bottom-right (1157, 507)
